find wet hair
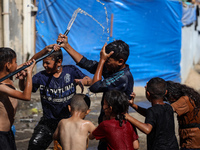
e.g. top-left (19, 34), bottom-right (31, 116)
top-left (70, 94), bottom-right (91, 112)
top-left (164, 81), bottom-right (200, 116)
top-left (146, 77), bottom-right (167, 100)
top-left (48, 49), bottom-right (63, 62)
top-left (0, 47), bottom-right (16, 71)
top-left (104, 90), bottom-right (129, 127)
top-left (105, 40), bottom-right (129, 63)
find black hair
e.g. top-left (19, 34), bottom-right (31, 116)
top-left (105, 40), bottom-right (129, 63)
top-left (164, 81), bottom-right (200, 117)
top-left (48, 49), bottom-right (63, 62)
top-left (70, 94), bottom-right (91, 112)
top-left (0, 47), bottom-right (16, 71)
top-left (146, 77), bottom-right (167, 100)
top-left (104, 90), bottom-right (129, 127)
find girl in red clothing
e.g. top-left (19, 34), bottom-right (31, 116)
top-left (89, 90), bottom-right (139, 150)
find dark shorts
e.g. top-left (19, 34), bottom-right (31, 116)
top-left (28, 117), bottom-right (60, 150)
top-left (0, 130), bottom-right (16, 150)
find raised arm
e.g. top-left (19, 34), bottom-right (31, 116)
top-left (92, 43), bottom-right (113, 85)
top-left (57, 34), bottom-right (83, 63)
top-left (17, 44), bottom-right (61, 91)
top-left (30, 44), bottom-right (61, 60)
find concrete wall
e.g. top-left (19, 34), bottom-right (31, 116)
top-left (181, 15), bottom-right (200, 83)
top-left (0, 0), bottom-right (36, 65)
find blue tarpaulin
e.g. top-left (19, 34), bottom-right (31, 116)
top-left (35, 0), bottom-right (182, 86)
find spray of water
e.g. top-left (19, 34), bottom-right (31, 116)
top-left (67, 8), bottom-right (105, 33)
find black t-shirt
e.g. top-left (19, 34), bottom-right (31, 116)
top-left (145, 104), bottom-right (179, 150)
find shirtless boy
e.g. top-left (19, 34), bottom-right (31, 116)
top-left (0, 47), bottom-right (36, 150)
top-left (53, 94), bottom-right (96, 150)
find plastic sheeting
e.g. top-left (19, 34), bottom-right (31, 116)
top-left (35, 0), bottom-right (182, 86)
top-left (182, 3), bottom-right (196, 26)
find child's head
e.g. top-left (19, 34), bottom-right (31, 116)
top-left (146, 77), bottom-right (167, 101)
top-left (0, 47), bottom-right (17, 72)
top-left (43, 49), bottom-right (63, 74)
top-left (105, 40), bottom-right (129, 72)
top-left (165, 81), bottom-right (200, 109)
top-left (104, 90), bottom-right (129, 126)
top-left (105, 40), bottom-right (129, 62)
top-left (164, 81), bottom-right (182, 103)
top-left (69, 94), bottom-right (91, 116)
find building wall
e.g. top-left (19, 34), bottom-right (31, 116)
top-left (181, 16), bottom-right (200, 83)
top-left (0, 0), bottom-right (36, 65)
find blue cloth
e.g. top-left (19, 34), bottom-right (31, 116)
top-left (35, 0), bottom-right (182, 86)
top-left (32, 65), bottom-right (86, 120)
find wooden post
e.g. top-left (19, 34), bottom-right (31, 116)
top-left (110, 13), bottom-right (113, 37)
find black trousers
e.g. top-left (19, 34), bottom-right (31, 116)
top-left (28, 117), bottom-right (59, 150)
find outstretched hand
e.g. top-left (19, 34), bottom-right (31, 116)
top-left (100, 43), bottom-right (114, 61)
top-left (129, 92), bottom-right (136, 106)
top-left (74, 79), bottom-right (84, 93)
top-left (45, 44), bottom-right (61, 52)
top-left (16, 59), bottom-right (36, 80)
top-left (25, 59), bottom-right (36, 74)
top-left (57, 33), bottom-right (68, 48)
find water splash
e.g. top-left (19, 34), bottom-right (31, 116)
top-left (67, 8), bottom-right (105, 33)
top-left (96, 0), bottom-right (110, 41)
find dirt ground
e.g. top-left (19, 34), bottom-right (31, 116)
top-left (14, 63), bottom-right (200, 150)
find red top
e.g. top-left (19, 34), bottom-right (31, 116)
top-left (92, 118), bottom-right (138, 150)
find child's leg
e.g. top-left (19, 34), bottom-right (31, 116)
top-left (28, 119), bottom-right (54, 150)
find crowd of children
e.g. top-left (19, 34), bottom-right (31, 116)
top-left (0, 34), bottom-right (200, 150)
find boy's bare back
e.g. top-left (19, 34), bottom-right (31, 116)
top-left (54, 117), bottom-right (95, 150)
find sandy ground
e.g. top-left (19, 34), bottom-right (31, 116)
top-left (14, 63), bottom-right (200, 150)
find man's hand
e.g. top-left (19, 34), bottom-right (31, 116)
top-left (100, 43), bottom-right (114, 62)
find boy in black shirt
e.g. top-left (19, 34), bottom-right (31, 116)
top-left (125, 77), bottom-right (179, 150)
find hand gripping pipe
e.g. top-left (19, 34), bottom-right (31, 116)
top-left (0, 29), bottom-right (69, 82)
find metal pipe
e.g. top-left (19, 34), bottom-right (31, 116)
top-left (0, 29), bottom-right (70, 82)
top-left (3, 0), bottom-right (10, 47)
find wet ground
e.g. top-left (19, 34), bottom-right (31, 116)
top-left (14, 89), bottom-right (177, 150)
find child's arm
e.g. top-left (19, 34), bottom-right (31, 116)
top-left (129, 92), bottom-right (147, 117)
top-left (53, 120), bottom-right (61, 140)
top-left (17, 44), bottom-right (61, 91)
top-left (125, 113), bottom-right (152, 135)
top-left (91, 43), bottom-right (114, 85)
top-left (30, 44), bottom-right (61, 60)
top-left (74, 76), bottom-right (92, 93)
top-left (88, 121), bottom-right (96, 140)
top-left (133, 140), bottom-right (139, 150)
top-left (0, 60), bottom-right (36, 100)
top-left (57, 34), bottom-right (83, 63)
